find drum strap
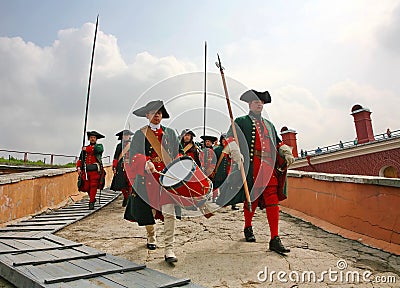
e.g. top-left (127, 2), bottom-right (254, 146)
top-left (140, 126), bottom-right (173, 165)
top-left (183, 143), bottom-right (193, 154)
top-left (118, 142), bottom-right (131, 162)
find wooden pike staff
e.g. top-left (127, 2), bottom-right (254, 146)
top-left (216, 54), bottom-right (252, 211)
top-left (203, 41), bottom-right (207, 139)
top-left (80, 16), bottom-right (100, 205)
top-left (82, 15), bottom-right (99, 148)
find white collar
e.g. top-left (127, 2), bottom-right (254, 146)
top-left (149, 123), bottom-right (161, 131)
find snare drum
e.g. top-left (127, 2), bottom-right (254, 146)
top-left (159, 156), bottom-right (213, 199)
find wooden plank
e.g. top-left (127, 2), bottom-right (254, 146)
top-left (158, 278), bottom-right (191, 288)
top-left (97, 255), bottom-right (193, 288)
top-left (50, 211), bottom-right (89, 215)
top-left (23, 259), bottom-right (120, 288)
top-left (3, 244), bottom-right (83, 255)
top-left (0, 227), bottom-right (57, 232)
top-left (0, 241), bottom-right (19, 254)
top-left (0, 239), bottom-right (38, 250)
top-left (136, 268), bottom-right (190, 287)
top-left (44, 264), bottom-right (146, 284)
top-left (8, 221), bottom-right (68, 227)
top-left (63, 256), bottom-right (150, 287)
top-left (13, 252), bottom-right (106, 266)
top-left (0, 231), bottom-right (41, 239)
top-left (34, 214), bottom-right (80, 218)
top-left (7, 260), bottom-right (73, 288)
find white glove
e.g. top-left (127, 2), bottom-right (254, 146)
top-left (279, 144), bottom-right (295, 167)
top-left (145, 160), bottom-right (156, 173)
top-left (223, 141), bottom-right (244, 163)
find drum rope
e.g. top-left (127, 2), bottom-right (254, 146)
top-left (155, 170), bottom-right (212, 201)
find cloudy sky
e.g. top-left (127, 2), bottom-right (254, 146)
top-left (1, 0), bottom-right (399, 163)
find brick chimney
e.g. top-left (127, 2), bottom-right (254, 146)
top-left (351, 104), bottom-right (375, 144)
top-left (280, 126), bottom-right (298, 157)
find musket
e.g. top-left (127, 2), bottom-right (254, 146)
top-left (80, 15), bottom-right (99, 181)
top-left (216, 54), bottom-right (252, 211)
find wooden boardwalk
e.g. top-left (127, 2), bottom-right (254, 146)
top-left (0, 189), bottom-right (203, 287)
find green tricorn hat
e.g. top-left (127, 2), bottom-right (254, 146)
top-left (132, 100), bottom-right (170, 118)
top-left (240, 90), bottom-right (271, 104)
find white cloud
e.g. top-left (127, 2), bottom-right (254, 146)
top-left (2, 1), bottom-right (400, 163)
top-left (376, 2), bottom-right (400, 55)
top-left (0, 23), bottom-right (197, 161)
top-left (325, 79), bottom-right (399, 139)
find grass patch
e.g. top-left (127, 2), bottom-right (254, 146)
top-left (0, 156), bottom-right (76, 168)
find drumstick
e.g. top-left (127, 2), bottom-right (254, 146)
top-left (154, 170), bottom-right (181, 182)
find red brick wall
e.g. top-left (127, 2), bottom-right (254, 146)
top-left (296, 148), bottom-right (400, 176)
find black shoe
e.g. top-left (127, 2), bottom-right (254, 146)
top-left (122, 197), bottom-right (128, 207)
top-left (88, 202), bottom-right (95, 210)
top-left (146, 243), bottom-right (156, 250)
top-left (244, 226), bottom-right (256, 242)
top-left (231, 205), bottom-right (239, 210)
top-left (164, 255), bottom-right (177, 263)
top-left (269, 236), bottom-right (290, 254)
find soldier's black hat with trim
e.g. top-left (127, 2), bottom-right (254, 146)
top-left (240, 90), bottom-right (271, 104)
top-left (115, 129), bottom-right (134, 140)
top-left (219, 133), bottom-right (227, 145)
top-left (180, 129), bottom-right (196, 138)
top-left (132, 100), bottom-right (170, 118)
top-left (200, 135), bottom-right (218, 142)
top-left (87, 131), bottom-right (105, 139)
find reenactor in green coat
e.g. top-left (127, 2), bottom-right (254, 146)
top-left (220, 90), bottom-right (295, 254)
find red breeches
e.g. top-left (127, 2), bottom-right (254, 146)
top-left (244, 185), bottom-right (279, 239)
top-left (81, 171), bottom-right (100, 202)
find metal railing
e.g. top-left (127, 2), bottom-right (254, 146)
top-left (298, 129), bottom-right (400, 158)
top-left (0, 149), bottom-right (111, 166)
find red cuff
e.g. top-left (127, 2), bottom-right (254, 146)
top-left (76, 160), bottom-right (82, 168)
top-left (112, 159), bottom-right (118, 168)
top-left (226, 137), bottom-right (235, 144)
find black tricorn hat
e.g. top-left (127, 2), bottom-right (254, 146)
top-left (240, 90), bottom-right (271, 104)
top-left (219, 133), bottom-right (227, 141)
top-left (200, 135), bottom-right (218, 142)
top-left (115, 129), bottom-right (134, 140)
top-left (132, 100), bottom-right (170, 118)
top-left (180, 129), bottom-right (196, 138)
top-left (87, 130), bottom-right (105, 139)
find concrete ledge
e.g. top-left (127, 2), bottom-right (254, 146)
top-left (283, 170), bottom-right (400, 253)
top-left (287, 169), bottom-right (400, 187)
top-left (0, 168), bottom-right (76, 185)
top-left (0, 165), bottom-right (113, 225)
